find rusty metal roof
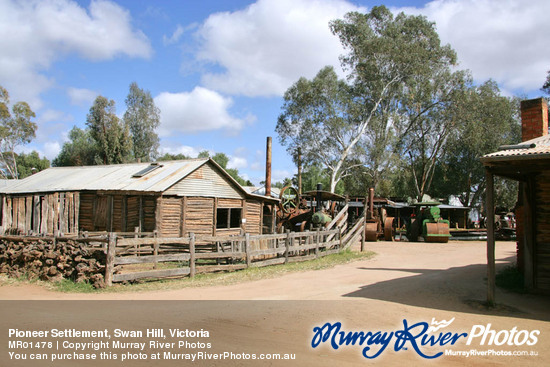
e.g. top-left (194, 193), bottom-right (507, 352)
top-left (0, 158), bottom-right (279, 203)
top-left (481, 134), bottom-right (550, 163)
top-left (0, 159), bottom-right (210, 194)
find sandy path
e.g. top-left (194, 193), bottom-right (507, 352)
top-left (1, 240), bottom-right (549, 366)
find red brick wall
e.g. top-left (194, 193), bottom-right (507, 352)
top-left (521, 98), bottom-right (548, 142)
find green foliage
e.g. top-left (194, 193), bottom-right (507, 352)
top-left (86, 96), bottom-right (132, 165)
top-left (432, 81), bottom-right (520, 209)
top-left (0, 85), bottom-right (37, 178)
top-left (15, 151), bottom-right (50, 178)
top-left (124, 82), bottom-right (160, 162)
top-left (53, 126), bottom-right (99, 166)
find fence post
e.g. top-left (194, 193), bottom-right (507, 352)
top-left (285, 230), bottom-right (291, 264)
top-left (153, 236), bottom-right (159, 270)
top-left (245, 233), bottom-right (251, 268)
top-left (338, 226), bottom-right (343, 250)
top-left (105, 233), bottom-right (116, 287)
top-left (315, 228), bottom-right (320, 258)
top-left (361, 217), bottom-right (366, 252)
top-left (189, 233), bottom-right (196, 278)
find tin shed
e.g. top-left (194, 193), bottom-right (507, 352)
top-left (0, 158), bottom-right (278, 237)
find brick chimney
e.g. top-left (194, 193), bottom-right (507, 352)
top-left (521, 97), bottom-right (548, 142)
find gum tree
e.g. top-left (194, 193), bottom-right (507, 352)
top-left (0, 85), bottom-right (37, 178)
top-left (277, 6), bottom-right (462, 193)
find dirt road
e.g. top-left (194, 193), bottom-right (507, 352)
top-left (1, 240), bottom-right (549, 366)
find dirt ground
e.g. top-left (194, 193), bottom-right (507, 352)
top-left (1, 240), bottom-right (550, 366)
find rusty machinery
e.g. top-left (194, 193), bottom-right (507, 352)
top-left (277, 184), bottom-right (344, 232)
top-left (364, 188), bottom-right (395, 241)
top-left (406, 202), bottom-right (451, 243)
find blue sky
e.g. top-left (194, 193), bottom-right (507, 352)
top-left (0, 0), bottom-right (549, 185)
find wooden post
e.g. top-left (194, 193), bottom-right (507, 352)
top-left (189, 233), bottom-right (196, 278)
top-left (153, 237), bottom-right (159, 270)
top-left (486, 170), bottom-right (496, 306)
top-left (285, 230), bottom-right (291, 264)
top-left (105, 233), bottom-right (116, 287)
top-left (245, 233), bottom-right (251, 268)
top-left (338, 226), bottom-right (343, 249)
top-left (523, 179), bottom-right (534, 288)
top-left (315, 228), bottom-right (320, 259)
top-left (361, 225), bottom-right (366, 252)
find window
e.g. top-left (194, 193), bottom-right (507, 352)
top-left (216, 208), bottom-right (242, 229)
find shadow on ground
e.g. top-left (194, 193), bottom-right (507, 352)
top-left (343, 253), bottom-right (550, 321)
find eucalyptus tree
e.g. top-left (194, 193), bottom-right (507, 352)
top-left (124, 82), bottom-right (160, 162)
top-left (0, 85), bottom-right (37, 178)
top-left (86, 96), bottom-right (132, 165)
top-left (53, 126), bottom-right (99, 166)
top-left (277, 66), bottom-right (365, 192)
top-left (434, 80), bottom-right (520, 208)
top-left (278, 6), bottom-right (463, 193)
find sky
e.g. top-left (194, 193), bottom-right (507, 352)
top-left (0, 0), bottom-right (549, 185)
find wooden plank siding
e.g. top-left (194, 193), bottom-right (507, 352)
top-left (183, 197), bottom-right (214, 236)
top-left (245, 200), bottom-right (261, 235)
top-left (0, 192), bottom-right (81, 235)
top-left (535, 171), bottom-right (550, 291)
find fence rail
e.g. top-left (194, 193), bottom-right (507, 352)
top-left (105, 214), bottom-right (366, 285)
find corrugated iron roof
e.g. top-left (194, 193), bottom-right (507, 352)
top-left (481, 134), bottom-right (550, 163)
top-left (0, 159), bottom-right (209, 194)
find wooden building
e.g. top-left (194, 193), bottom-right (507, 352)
top-left (0, 158), bottom-right (278, 237)
top-left (481, 97), bottom-right (550, 297)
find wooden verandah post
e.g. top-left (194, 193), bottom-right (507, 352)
top-left (485, 169), bottom-right (496, 306)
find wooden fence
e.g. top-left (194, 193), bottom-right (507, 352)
top-left (105, 214), bottom-right (366, 286)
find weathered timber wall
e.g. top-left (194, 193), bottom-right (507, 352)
top-left (535, 171), bottom-right (550, 292)
top-left (1, 193), bottom-right (80, 235)
top-left (78, 193), bottom-right (157, 233)
top-left (245, 200), bottom-right (261, 235)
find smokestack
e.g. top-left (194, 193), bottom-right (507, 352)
top-left (368, 187), bottom-right (374, 219)
top-left (265, 137), bottom-right (272, 197)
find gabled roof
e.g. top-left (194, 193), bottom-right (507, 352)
top-left (0, 159), bottom-right (278, 203)
top-left (481, 134), bottom-right (550, 163)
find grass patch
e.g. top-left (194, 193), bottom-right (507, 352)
top-left (1, 250), bottom-right (375, 293)
top-left (496, 265), bottom-right (526, 293)
top-left (51, 279), bottom-right (97, 293)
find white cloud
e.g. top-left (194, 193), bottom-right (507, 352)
top-left (154, 87), bottom-right (248, 135)
top-left (403, 0), bottom-right (550, 94)
top-left (163, 24), bottom-right (185, 45)
top-left (0, 0), bottom-right (152, 109)
top-left (38, 109), bottom-right (73, 124)
top-left (158, 145), bottom-right (203, 158)
top-left (43, 141), bottom-right (62, 160)
top-left (272, 169), bottom-right (294, 183)
top-left (67, 87), bottom-right (98, 106)
top-left (195, 0), bottom-right (361, 97)
top-left (227, 156), bottom-right (247, 170)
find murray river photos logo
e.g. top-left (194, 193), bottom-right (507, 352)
top-left (311, 318), bottom-right (540, 359)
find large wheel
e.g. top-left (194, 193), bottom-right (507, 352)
top-left (384, 217), bottom-right (395, 241)
top-left (407, 218), bottom-right (420, 242)
top-left (279, 186), bottom-right (299, 214)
